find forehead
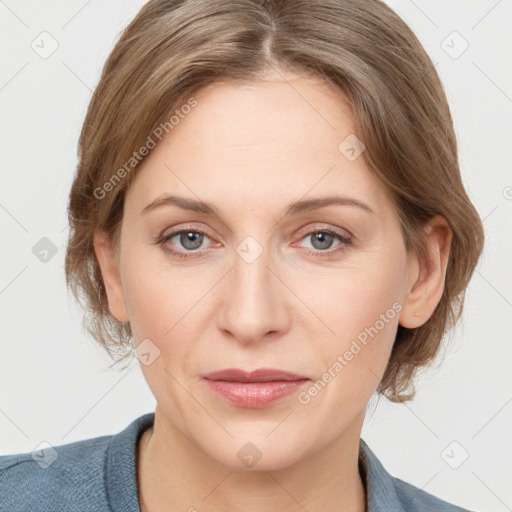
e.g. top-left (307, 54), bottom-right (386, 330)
top-left (125, 73), bottom-right (391, 218)
top-left (168, 73), bottom-right (356, 159)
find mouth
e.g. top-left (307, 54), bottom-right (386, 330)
top-left (202, 368), bottom-right (310, 383)
top-left (201, 368), bottom-right (311, 409)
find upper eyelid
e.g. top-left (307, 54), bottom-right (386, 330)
top-left (296, 223), bottom-right (352, 239)
top-left (163, 222), bottom-right (350, 235)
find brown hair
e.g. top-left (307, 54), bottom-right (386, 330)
top-left (64, 0), bottom-right (484, 402)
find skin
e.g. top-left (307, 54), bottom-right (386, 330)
top-left (94, 69), bottom-right (452, 512)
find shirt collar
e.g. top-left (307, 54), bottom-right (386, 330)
top-left (359, 438), bottom-right (407, 512)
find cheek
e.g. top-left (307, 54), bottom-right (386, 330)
top-left (295, 253), bottom-right (404, 339)
top-left (293, 251), bottom-right (406, 394)
top-left (122, 264), bottom-right (200, 402)
top-left (121, 249), bottom-right (213, 371)
top-left (122, 267), bottom-right (171, 342)
top-left (121, 239), bottom-right (191, 337)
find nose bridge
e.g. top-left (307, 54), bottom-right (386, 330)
top-left (217, 233), bottom-right (289, 342)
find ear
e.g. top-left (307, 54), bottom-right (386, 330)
top-left (93, 229), bottom-right (130, 323)
top-left (399, 215), bottom-right (452, 328)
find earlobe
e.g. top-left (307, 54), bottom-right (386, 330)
top-left (93, 229), bottom-right (130, 323)
top-left (399, 215), bottom-right (452, 329)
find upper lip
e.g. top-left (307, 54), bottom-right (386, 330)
top-left (202, 368), bottom-right (310, 383)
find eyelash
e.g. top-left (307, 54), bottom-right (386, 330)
top-left (155, 225), bottom-right (353, 259)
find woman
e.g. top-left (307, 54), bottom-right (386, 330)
top-left (0, 0), bottom-right (484, 510)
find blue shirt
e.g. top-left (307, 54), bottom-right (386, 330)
top-left (0, 412), bottom-right (476, 511)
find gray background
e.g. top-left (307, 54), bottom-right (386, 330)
top-left (1, 1), bottom-right (511, 510)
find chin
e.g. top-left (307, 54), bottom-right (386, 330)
top-left (203, 435), bottom-right (309, 472)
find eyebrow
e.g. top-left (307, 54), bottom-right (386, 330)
top-left (141, 194), bottom-right (376, 217)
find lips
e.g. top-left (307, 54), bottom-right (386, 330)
top-left (201, 368), bottom-right (311, 409)
top-left (201, 368), bottom-right (310, 383)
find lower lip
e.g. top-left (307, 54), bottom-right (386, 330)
top-left (203, 379), bottom-right (310, 409)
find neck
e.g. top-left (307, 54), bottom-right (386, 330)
top-left (137, 406), bottom-right (367, 512)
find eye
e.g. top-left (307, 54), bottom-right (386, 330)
top-left (155, 225), bottom-right (353, 259)
top-left (157, 227), bottom-right (214, 259)
top-left (295, 227), bottom-right (353, 257)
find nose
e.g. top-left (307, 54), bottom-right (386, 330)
top-left (216, 243), bottom-right (291, 345)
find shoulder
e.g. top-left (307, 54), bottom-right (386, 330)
top-left (0, 413), bottom-right (154, 512)
top-left (392, 475), bottom-right (477, 512)
top-left (0, 434), bottom-right (112, 512)
top-left (359, 438), bottom-right (478, 512)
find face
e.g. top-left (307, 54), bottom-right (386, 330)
top-left (96, 70), bottom-right (427, 471)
